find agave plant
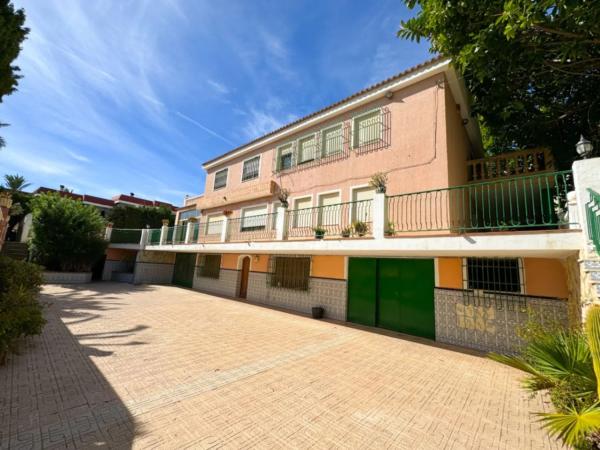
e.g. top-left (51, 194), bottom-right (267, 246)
top-left (490, 307), bottom-right (600, 448)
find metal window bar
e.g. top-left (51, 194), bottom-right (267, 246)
top-left (268, 255), bottom-right (311, 291)
top-left (352, 107), bottom-right (391, 154)
top-left (242, 156), bottom-right (260, 181)
top-left (286, 199), bottom-right (373, 238)
top-left (110, 228), bottom-right (142, 244)
top-left (196, 254), bottom-right (221, 278)
top-left (587, 188), bottom-right (600, 255)
top-left (227, 212), bottom-right (277, 242)
top-left (386, 170), bottom-right (574, 234)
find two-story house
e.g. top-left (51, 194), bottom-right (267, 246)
top-left (109, 56), bottom-right (597, 354)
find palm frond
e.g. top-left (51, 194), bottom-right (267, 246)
top-left (536, 403), bottom-right (600, 447)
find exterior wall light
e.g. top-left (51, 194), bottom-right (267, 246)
top-left (576, 134), bottom-right (594, 158)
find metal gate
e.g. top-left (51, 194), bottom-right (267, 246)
top-left (172, 253), bottom-right (196, 288)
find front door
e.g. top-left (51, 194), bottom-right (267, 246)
top-left (172, 253), bottom-right (195, 288)
top-left (239, 256), bottom-right (250, 298)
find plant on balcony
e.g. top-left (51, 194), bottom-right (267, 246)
top-left (369, 172), bottom-right (388, 194)
top-left (352, 221), bottom-right (368, 237)
top-left (489, 308), bottom-right (600, 448)
top-left (277, 187), bottom-right (290, 208)
top-left (385, 221), bottom-right (396, 236)
top-left (341, 226), bottom-right (352, 238)
top-left (312, 226), bottom-right (326, 239)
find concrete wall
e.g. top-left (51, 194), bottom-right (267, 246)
top-left (435, 288), bottom-right (569, 354)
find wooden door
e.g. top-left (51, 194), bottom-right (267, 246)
top-left (239, 256), bottom-right (250, 298)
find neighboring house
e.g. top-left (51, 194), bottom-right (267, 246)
top-left (175, 194), bottom-right (203, 225)
top-left (106, 57), bottom-right (600, 354)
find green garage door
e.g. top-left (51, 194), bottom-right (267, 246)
top-left (172, 253), bottom-right (196, 288)
top-left (347, 258), bottom-right (435, 340)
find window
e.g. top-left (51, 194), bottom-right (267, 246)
top-left (206, 215), bottom-right (224, 235)
top-left (197, 254), bottom-right (221, 279)
top-left (318, 192), bottom-right (341, 226)
top-left (298, 134), bottom-right (317, 164)
top-left (277, 144), bottom-right (294, 171)
top-left (321, 124), bottom-right (343, 156)
top-left (213, 168), bottom-right (228, 190)
top-left (466, 258), bottom-right (522, 293)
top-left (242, 156), bottom-right (260, 182)
top-left (351, 187), bottom-right (375, 222)
top-left (179, 209), bottom-right (200, 222)
top-left (353, 110), bottom-right (382, 148)
top-left (269, 256), bottom-right (310, 290)
top-left (293, 197), bottom-right (312, 228)
top-left (241, 205), bottom-right (268, 231)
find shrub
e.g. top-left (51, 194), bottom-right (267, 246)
top-left (107, 204), bottom-right (174, 228)
top-left (352, 221), bottom-right (369, 236)
top-left (30, 193), bottom-right (108, 272)
top-left (0, 255), bottom-right (45, 364)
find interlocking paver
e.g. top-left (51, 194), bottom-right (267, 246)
top-left (0, 283), bottom-right (561, 449)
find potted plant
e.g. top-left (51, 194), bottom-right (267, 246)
top-left (278, 188), bottom-right (290, 209)
top-left (341, 226), bottom-right (352, 238)
top-left (313, 226), bottom-right (326, 239)
top-left (311, 306), bottom-right (324, 319)
top-left (223, 209), bottom-right (233, 217)
top-left (369, 172), bottom-right (388, 194)
top-left (385, 221), bottom-right (395, 236)
top-left (352, 221), bottom-right (368, 237)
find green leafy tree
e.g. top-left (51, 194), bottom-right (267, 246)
top-left (0, 0), bottom-right (29, 149)
top-left (398, 0), bottom-right (600, 166)
top-left (107, 204), bottom-right (174, 229)
top-left (2, 173), bottom-right (30, 192)
top-left (29, 193), bottom-right (107, 272)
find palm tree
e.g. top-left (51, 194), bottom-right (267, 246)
top-left (3, 174), bottom-right (30, 193)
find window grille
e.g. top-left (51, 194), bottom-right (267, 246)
top-left (242, 156), bottom-right (260, 181)
top-left (213, 168), bottom-right (228, 190)
top-left (268, 256), bottom-right (311, 291)
top-left (465, 257), bottom-right (522, 293)
top-left (298, 135), bottom-right (317, 164)
top-left (321, 125), bottom-right (343, 157)
top-left (197, 254), bottom-right (221, 279)
top-left (353, 110), bottom-right (382, 148)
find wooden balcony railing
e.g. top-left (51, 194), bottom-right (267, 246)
top-left (467, 148), bottom-right (554, 182)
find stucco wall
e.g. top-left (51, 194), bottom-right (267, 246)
top-left (524, 258), bottom-right (569, 298)
top-left (437, 257), bottom-right (463, 289)
top-left (311, 255), bottom-right (346, 280)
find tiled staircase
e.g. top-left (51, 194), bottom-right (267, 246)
top-left (0, 241), bottom-right (29, 260)
top-left (582, 242), bottom-right (600, 302)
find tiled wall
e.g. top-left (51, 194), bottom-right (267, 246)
top-left (102, 260), bottom-right (131, 281)
top-left (434, 288), bottom-right (569, 354)
top-left (193, 268), bottom-right (239, 297)
top-left (246, 272), bottom-right (347, 321)
top-left (133, 262), bottom-right (174, 285)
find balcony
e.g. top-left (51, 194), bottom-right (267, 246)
top-left (467, 148), bottom-right (554, 183)
top-left (196, 180), bottom-right (277, 211)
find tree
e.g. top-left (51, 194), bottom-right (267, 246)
top-left (29, 193), bottom-right (107, 272)
top-left (107, 204), bottom-right (175, 229)
top-left (0, 0), bottom-right (29, 148)
top-left (2, 173), bottom-right (30, 193)
top-left (398, 0), bottom-right (600, 166)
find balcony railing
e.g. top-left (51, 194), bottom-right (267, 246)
top-left (286, 199), bottom-right (373, 239)
top-left (587, 189), bottom-right (600, 255)
top-left (110, 228), bottom-right (142, 244)
top-left (467, 148), bottom-right (554, 182)
top-left (197, 220), bottom-right (223, 243)
top-left (386, 170), bottom-right (573, 234)
top-left (227, 213), bottom-right (277, 242)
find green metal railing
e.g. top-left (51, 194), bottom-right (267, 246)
top-left (286, 199), bottom-right (373, 238)
top-left (587, 189), bottom-right (600, 254)
top-left (110, 228), bottom-right (142, 244)
top-left (386, 170), bottom-right (574, 234)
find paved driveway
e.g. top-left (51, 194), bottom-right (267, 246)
top-left (1, 283), bottom-right (559, 449)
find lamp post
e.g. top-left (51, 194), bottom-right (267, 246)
top-left (576, 135), bottom-right (594, 159)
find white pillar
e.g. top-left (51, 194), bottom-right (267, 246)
top-left (275, 206), bottom-right (287, 240)
top-left (104, 223), bottom-right (113, 241)
top-left (567, 191), bottom-right (579, 230)
top-left (220, 216), bottom-right (229, 243)
top-left (159, 220), bottom-right (169, 245)
top-left (572, 157), bottom-right (600, 255)
top-left (372, 192), bottom-right (386, 240)
top-left (140, 228), bottom-right (148, 249)
top-left (185, 219), bottom-right (197, 244)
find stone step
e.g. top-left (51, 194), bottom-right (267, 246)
top-left (584, 260), bottom-right (600, 271)
top-left (591, 271), bottom-right (600, 282)
top-left (0, 242), bottom-right (28, 260)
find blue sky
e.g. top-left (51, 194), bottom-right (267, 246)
top-left (1, 0), bottom-right (430, 206)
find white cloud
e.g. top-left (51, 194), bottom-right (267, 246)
top-left (175, 111), bottom-right (235, 145)
top-left (66, 150), bottom-right (90, 163)
top-left (207, 79), bottom-right (230, 95)
top-left (242, 108), bottom-right (297, 140)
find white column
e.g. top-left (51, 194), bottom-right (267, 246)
top-left (185, 219), bottom-right (197, 244)
top-left (372, 192), bottom-right (386, 240)
top-left (159, 220), bottom-right (169, 245)
top-left (140, 228), bottom-right (148, 249)
top-left (220, 216), bottom-right (229, 243)
top-left (572, 157), bottom-right (600, 255)
top-left (104, 223), bottom-right (113, 241)
top-left (567, 191), bottom-right (578, 230)
top-left (275, 206), bottom-right (287, 240)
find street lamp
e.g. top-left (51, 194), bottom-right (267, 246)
top-left (576, 134), bottom-right (594, 158)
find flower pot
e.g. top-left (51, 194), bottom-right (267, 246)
top-left (311, 307), bottom-right (324, 319)
top-left (314, 232), bottom-right (325, 240)
top-left (376, 186), bottom-right (386, 194)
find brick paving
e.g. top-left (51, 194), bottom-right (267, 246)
top-left (0, 283), bottom-right (561, 449)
